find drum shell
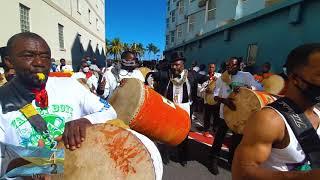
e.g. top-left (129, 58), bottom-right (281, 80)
top-left (224, 88), bottom-right (277, 134)
top-left (110, 79), bottom-right (191, 146)
top-left (51, 123), bottom-right (157, 180)
top-left (130, 86), bottom-right (191, 146)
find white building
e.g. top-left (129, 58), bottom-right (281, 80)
top-left (165, 0), bottom-right (282, 50)
top-left (0, 0), bottom-right (106, 69)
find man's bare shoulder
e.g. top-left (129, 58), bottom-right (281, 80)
top-left (243, 107), bottom-right (286, 143)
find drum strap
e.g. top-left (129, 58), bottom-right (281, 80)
top-left (269, 98), bottom-right (320, 169)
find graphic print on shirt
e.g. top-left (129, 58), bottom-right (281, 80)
top-left (10, 104), bottom-right (73, 149)
top-left (228, 82), bottom-right (245, 93)
top-left (286, 158), bottom-right (312, 171)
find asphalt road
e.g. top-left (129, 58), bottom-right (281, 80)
top-left (162, 112), bottom-right (232, 180)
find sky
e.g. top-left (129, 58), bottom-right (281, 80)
top-left (105, 0), bottom-right (166, 59)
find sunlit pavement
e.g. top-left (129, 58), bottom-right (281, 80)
top-left (162, 112), bottom-right (232, 180)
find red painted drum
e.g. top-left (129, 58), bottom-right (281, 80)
top-left (109, 78), bottom-right (191, 146)
top-left (52, 123), bottom-right (157, 180)
top-left (224, 88), bottom-right (278, 134)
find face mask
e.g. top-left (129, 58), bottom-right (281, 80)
top-left (296, 76), bottom-right (320, 104)
top-left (121, 59), bottom-right (136, 72)
top-left (86, 61), bottom-right (92, 66)
top-left (83, 67), bottom-right (90, 73)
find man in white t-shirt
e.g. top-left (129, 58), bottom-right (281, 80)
top-left (72, 60), bottom-right (98, 92)
top-left (56, 58), bottom-right (73, 72)
top-left (200, 63), bottom-right (221, 137)
top-left (97, 51), bottom-right (145, 99)
top-left (233, 44), bottom-right (320, 179)
top-left (0, 32), bottom-right (116, 177)
top-left (209, 57), bottom-right (263, 174)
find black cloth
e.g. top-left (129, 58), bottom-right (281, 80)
top-left (210, 119), bottom-right (242, 163)
top-left (151, 70), bottom-right (208, 103)
top-left (203, 104), bottom-right (220, 131)
top-left (0, 77), bottom-right (35, 114)
top-left (269, 98), bottom-right (320, 169)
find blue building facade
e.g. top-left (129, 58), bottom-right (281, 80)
top-left (164, 0), bottom-right (320, 73)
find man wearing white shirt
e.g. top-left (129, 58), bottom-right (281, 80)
top-left (56, 58), bottom-right (73, 72)
top-left (209, 57), bottom-right (263, 174)
top-left (97, 51), bottom-right (144, 100)
top-left (0, 32), bottom-right (118, 178)
top-left (200, 63), bottom-right (221, 137)
top-left (72, 60), bottom-right (98, 93)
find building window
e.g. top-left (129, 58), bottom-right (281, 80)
top-left (96, 18), bottom-right (99, 31)
top-left (76, 0), bottom-right (81, 13)
top-left (58, 24), bottom-right (64, 49)
top-left (177, 25), bottom-right (183, 39)
top-left (171, 10), bottom-right (176, 23)
top-left (166, 35), bottom-right (169, 46)
top-left (207, 0), bottom-right (216, 21)
top-left (178, 1), bottom-right (184, 15)
top-left (188, 14), bottom-right (196, 32)
top-left (19, 4), bottom-right (30, 32)
top-left (246, 44), bottom-right (258, 65)
top-left (88, 9), bottom-right (91, 23)
top-left (189, 0), bottom-right (196, 3)
top-left (167, 1), bottom-right (170, 11)
top-left (170, 31), bottom-right (175, 43)
top-left (166, 18), bottom-right (169, 28)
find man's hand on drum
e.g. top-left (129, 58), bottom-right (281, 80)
top-left (119, 79), bottom-right (128, 87)
top-left (214, 96), bottom-right (236, 111)
top-left (63, 118), bottom-right (92, 150)
top-left (223, 98), bottom-right (236, 111)
top-left (233, 86), bottom-right (241, 93)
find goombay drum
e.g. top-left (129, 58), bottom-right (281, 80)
top-left (204, 80), bottom-right (217, 105)
top-left (261, 74), bottom-right (285, 95)
top-left (52, 123), bottom-right (161, 180)
top-left (139, 67), bottom-right (151, 79)
top-left (109, 78), bottom-right (191, 146)
top-left (49, 72), bottom-right (73, 77)
top-left (223, 88), bottom-right (277, 134)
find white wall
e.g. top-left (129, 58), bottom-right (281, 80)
top-left (0, 0), bottom-right (106, 67)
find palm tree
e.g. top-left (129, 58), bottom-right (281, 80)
top-left (130, 43), bottom-right (138, 57)
top-left (152, 46), bottom-right (160, 60)
top-left (109, 38), bottom-right (123, 60)
top-left (146, 43), bottom-right (155, 60)
top-left (123, 43), bottom-right (130, 51)
top-left (136, 43), bottom-right (145, 59)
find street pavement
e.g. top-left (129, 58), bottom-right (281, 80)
top-left (162, 112), bottom-right (232, 180)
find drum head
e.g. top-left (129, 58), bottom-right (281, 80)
top-left (109, 78), bottom-right (145, 124)
top-left (62, 123), bottom-right (155, 180)
top-left (223, 88), bottom-right (263, 134)
top-left (262, 75), bottom-right (285, 95)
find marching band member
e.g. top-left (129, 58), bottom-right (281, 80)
top-left (152, 51), bottom-right (207, 166)
top-left (97, 51), bottom-right (145, 100)
top-left (200, 63), bottom-right (221, 137)
top-left (210, 57), bottom-right (263, 174)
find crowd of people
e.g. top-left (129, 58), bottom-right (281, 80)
top-left (0, 31), bottom-right (319, 179)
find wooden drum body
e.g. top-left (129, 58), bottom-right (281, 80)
top-left (53, 123), bottom-right (157, 180)
top-left (109, 78), bottom-right (191, 146)
top-left (261, 74), bottom-right (285, 95)
top-left (223, 88), bottom-right (277, 134)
